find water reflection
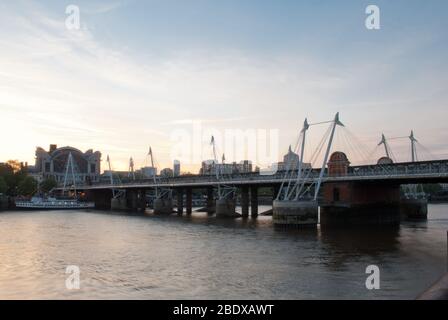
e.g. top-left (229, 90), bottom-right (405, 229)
top-left (0, 205), bottom-right (446, 299)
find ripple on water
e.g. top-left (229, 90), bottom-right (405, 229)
top-left (0, 206), bottom-right (447, 299)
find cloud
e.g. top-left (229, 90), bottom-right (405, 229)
top-left (83, 1), bottom-right (130, 15)
top-left (0, 1), bottom-right (447, 170)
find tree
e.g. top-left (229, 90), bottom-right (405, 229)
top-left (0, 176), bottom-right (7, 194)
top-left (6, 160), bottom-right (22, 173)
top-left (40, 177), bottom-right (58, 194)
top-left (18, 176), bottom-right (38, 196)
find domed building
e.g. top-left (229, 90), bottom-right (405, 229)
top-left (327, 151), bottom-right (350, 176)
top-left (33, 144), bottom-right (101, 185)
top-left (377, 156), bottom-right (394, 165)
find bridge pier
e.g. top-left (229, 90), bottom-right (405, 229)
top-left (400, 198), bottom-right (428, 220)
top-left (241, 186), bottom-right (249, 217)
top-left (272, 185), bottom-right (280, 203)
top-left (177, 188), bottom-right (184, 215)
top-left (111, 193), bottom-right (127, 211)
top-left (216, 197), bottom-right (239, 218)
top-left (250, 186), bottom-right (258, 217)
top-left (206, 187), bottom-right (215, 213)
top-left (153, 197), bottom-right (173, 214)
top-left (320, 182), bottom-right (401, 226)
top-left (138, 189), bottom-right (146, 211)
top-left (90, 189), bottom-right (113, 210)
top-left (273, 200), bottom-right (319, 227)
top-left (186, 188), bottom-right (192, 215)
top-left (127, 190), bottom-right (139, 210)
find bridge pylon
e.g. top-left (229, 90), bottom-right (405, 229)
top-left (273, 113), bottom-right (343, 227)
top-left (209, 136), bottom-right (240, 218)
top-left (148, 147), bottom-right (173, 214)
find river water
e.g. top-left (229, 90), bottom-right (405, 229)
top-left (0, 204), bottom-right (447, 299)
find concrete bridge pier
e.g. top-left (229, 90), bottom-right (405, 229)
top-left (272, 185), bottom-right (280, 203)
top-left (216, 196), bottom-right (239, 218)
top-left (250, 186), bottom-right (258, 217)
top-left (111, 197), bottom-right (127, 210)
top-left (319, 152), bottom-right (402, 226)
top-left (206, 187), bottom-right (215, 213)
top-left (320, 182), bottom-right (401, 226)
top-left (126, 190), bottom-right (139, 211)
top-left (186, 188), bottom-right (192, 215)
top-left (89, 190), bottom-right (112, 210)
top-left (241, 186), bottom-right (249, 217)
top-left (137, 189), bottom-right (146, 212)
top-left (153, 197), bottom-right (173, 214)
top-left (400, 198), bottom-right (428, 220)
top-left (177, 188), bottom-right (184, 215)
top-left (273, 200), bottom-right (319, 227)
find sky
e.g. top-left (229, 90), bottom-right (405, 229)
top-left (1, 0), bottom-right (447, 172)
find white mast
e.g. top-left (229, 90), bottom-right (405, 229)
top-left (313, 112), bottom-right (344, 201)
top-left (409, 130), bottom-right (418, 162)
top-left (129, 157), bottom-right (135, 180)
top-left (378, 133), bottom-right (391, 159)
top-left (149, 147), bottom-right (158, 197)
top-left (211, 136), bottom-right (221, 197)
top-left (106, 155), bottom-right (116, 198)
top-left (293, 118), bottom-right (309, 200)
top-left (62, 152), bottom-right (77, 198)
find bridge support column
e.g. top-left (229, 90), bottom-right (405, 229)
top-left (216, 197), bottom-right (239, 218)
top-left (250, 186), bottom-right (258, 217)
top-left (177, 188), bottom-right (184, 215)
top-left (320, 182), bottom-right (401, 226)
top-left (273, 200), bottom-right (318, 227)
top-left (400, 198), bottom-right (428, 220)
top-left (127, 190), bottom-right (138, 211)
top-left (241, 186), bottom-right (249, 217)
top-left (153, 197), bottom-right (173, 214)
top-left (90, 190), bottom-right (112, 210)
top-left (206, 187), bottom-right (215, 213)
top-left (186, 188), bottom-right (192, 215)
top-left (138, 189), bottom-right (146, 212)
top-left (111, 197), bottom-right (127, 211)
top-left (272, 185), bottom-right (280, 203)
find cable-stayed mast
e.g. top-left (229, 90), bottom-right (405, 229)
top-left (409, 130), bottom-right (418, 162)
top-left (378, 133), bottom-right (391, 159)
top-left (62, 152), bottom-right (77, 197)
top-left (273, 112), bottom-right (344, 227)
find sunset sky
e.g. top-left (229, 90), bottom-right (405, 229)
top-left (1, 0), bottom-right (448, 172)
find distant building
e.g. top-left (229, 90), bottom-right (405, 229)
top-left (137, 166), bottom-right (157, 178)
top-left (100, 170), bottom-right (130, 184)
top-left (270, 146), bottom-right (311, 172)
top-left (199, 160), bottom-right (253, 175)
top-left (173, 160), bottom-right (181, 177)
top-left (31, 144), bottom-right (101, 185)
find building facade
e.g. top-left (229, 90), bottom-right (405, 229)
top-left (173, 160), bottom-right (181, 177)
top-left (199, 160), bottom-right (253, 175)
top-left (32, 144), bottom-right (101, 185)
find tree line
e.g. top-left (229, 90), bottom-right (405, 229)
top-left (0, 160), bottom-right (57, 197)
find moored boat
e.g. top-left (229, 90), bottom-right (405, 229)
top-left (15, 196), bottom-right (94, 210)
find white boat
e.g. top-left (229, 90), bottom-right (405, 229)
top-left (15, 197), bottom-right (94, 210)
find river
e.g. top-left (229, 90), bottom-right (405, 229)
top-left (0, 204), bottom-right (447, 299)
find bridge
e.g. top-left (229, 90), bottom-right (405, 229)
top-left (82, 159), bottom-right (448, 190)
top-left (63, 113), bottom-right (447, 227)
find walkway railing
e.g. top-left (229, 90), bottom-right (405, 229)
top-left (79, 159), bottom-right (448, 189)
